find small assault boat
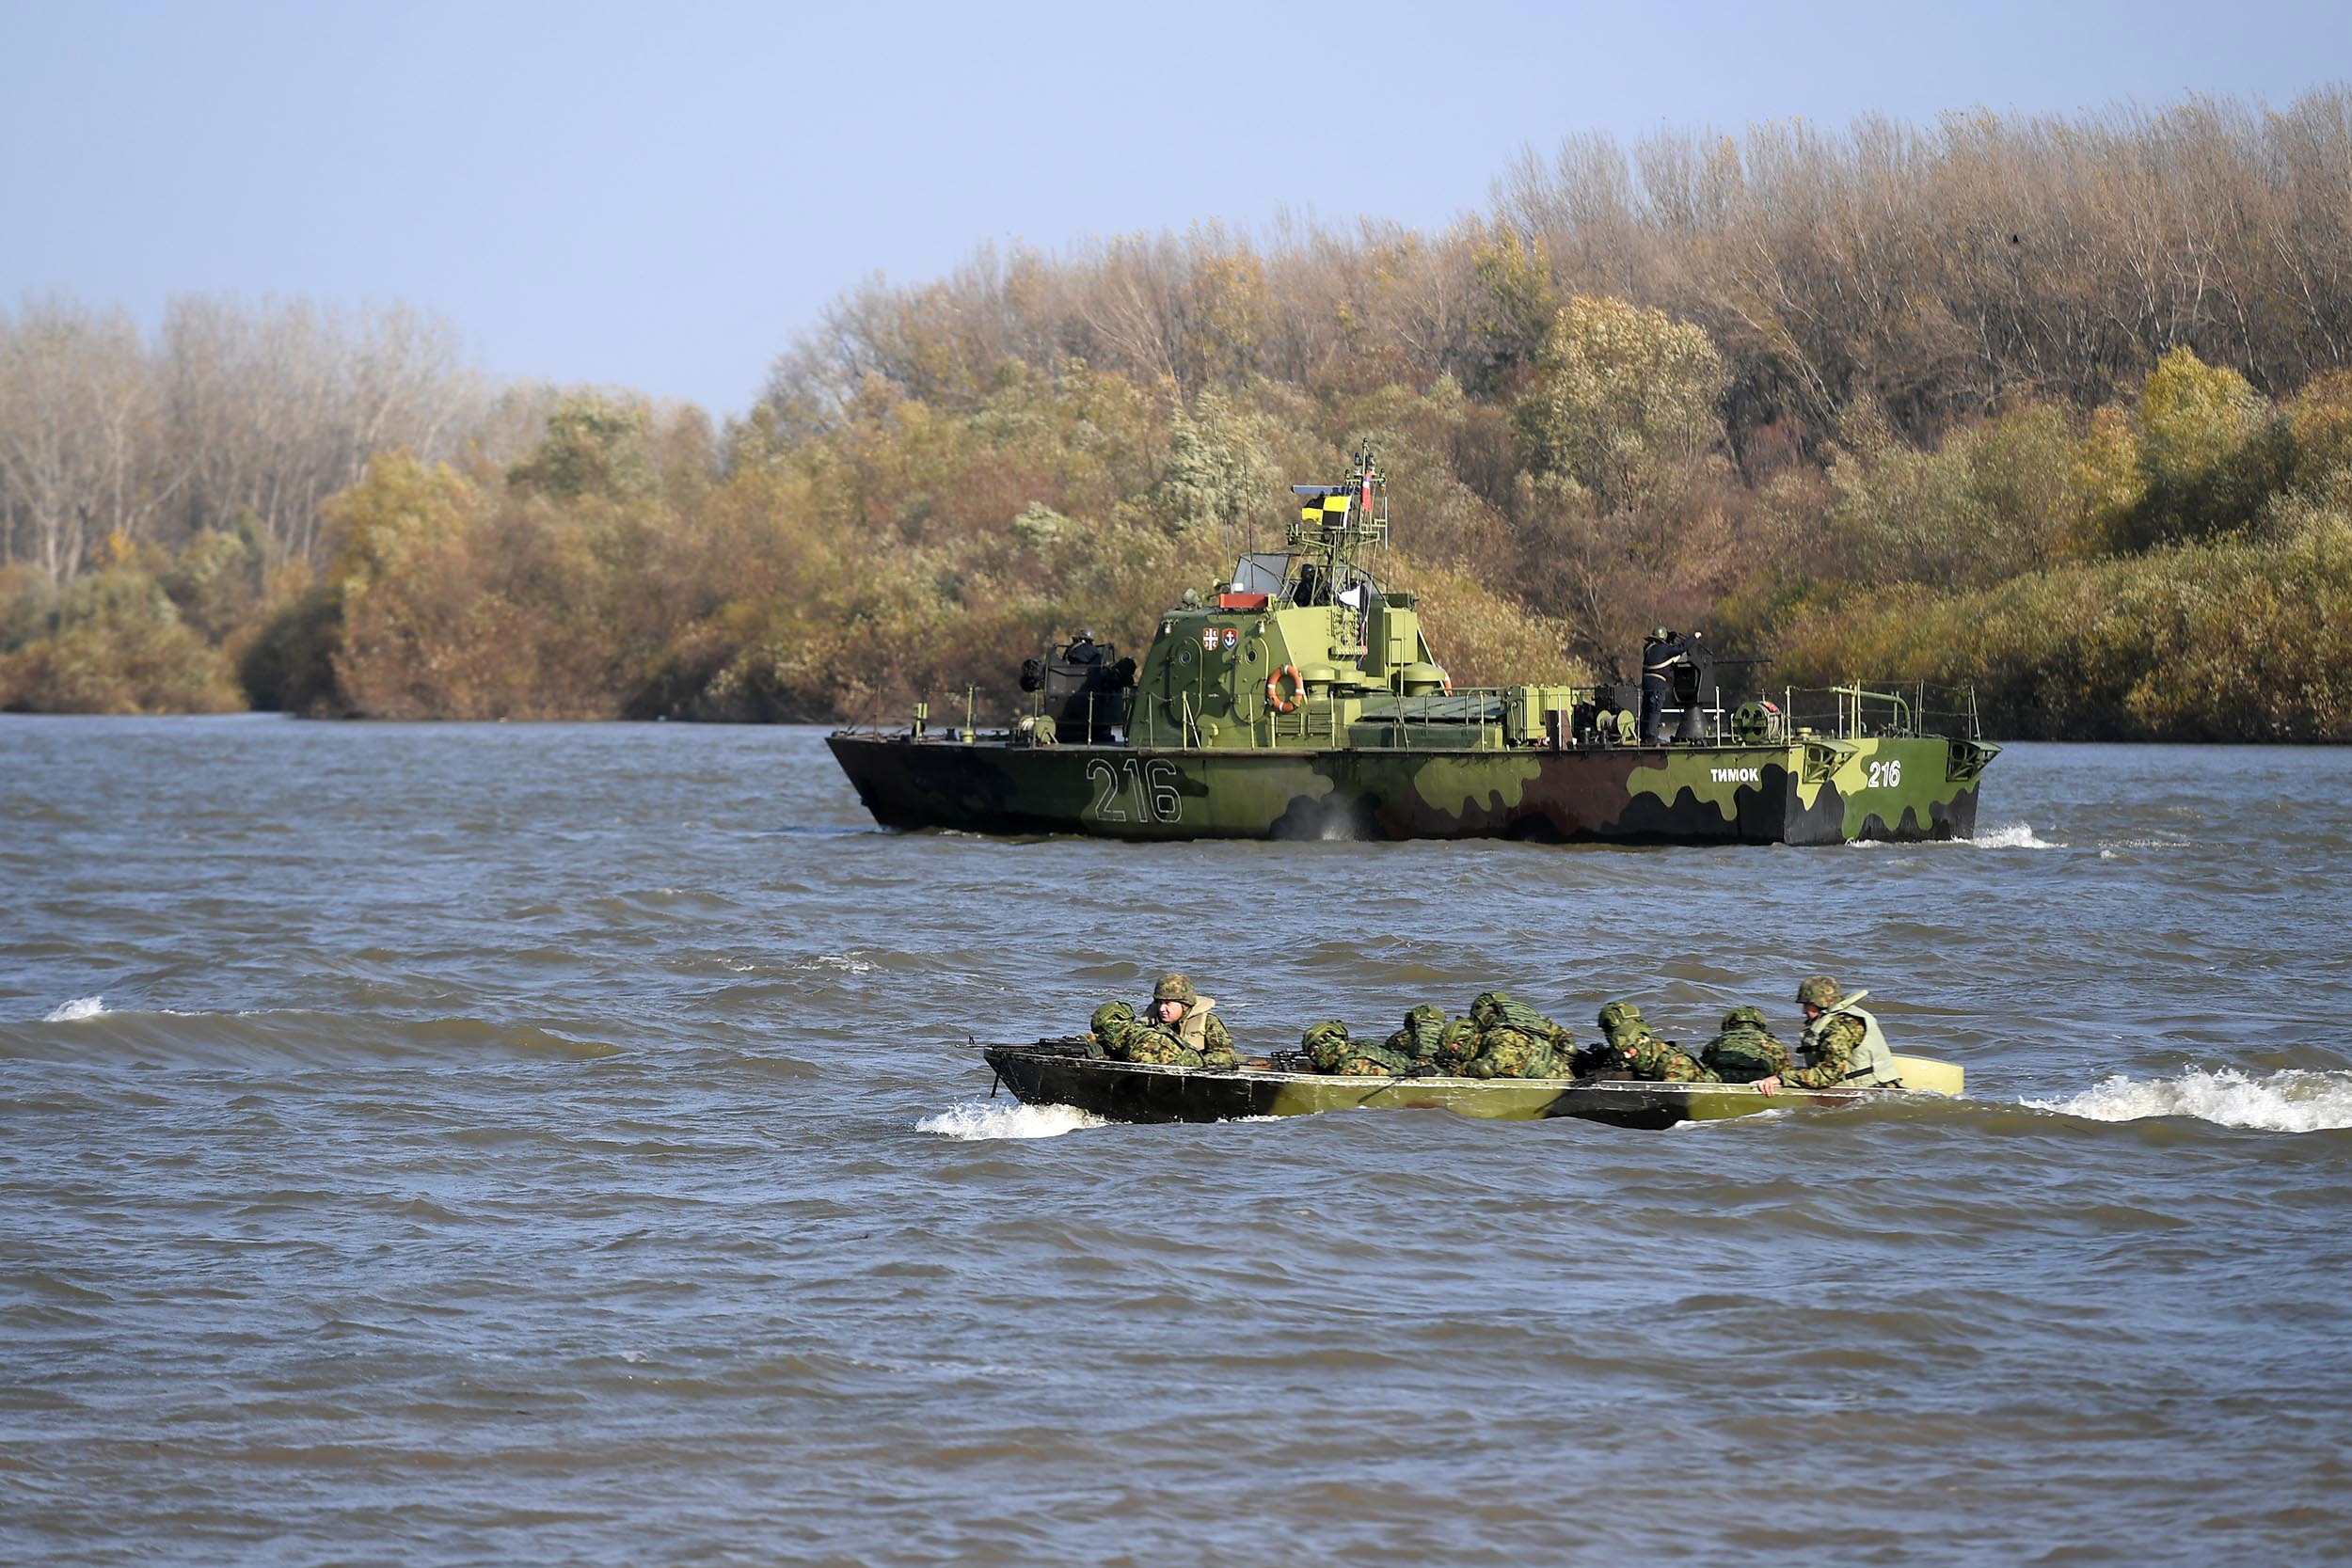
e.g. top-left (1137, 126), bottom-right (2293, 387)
top-left (981, 1040), bottom-right (1963, 1132)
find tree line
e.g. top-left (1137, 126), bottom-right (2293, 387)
top-left (3, 87), bottom-right (2350, 738)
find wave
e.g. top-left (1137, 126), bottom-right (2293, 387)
top-left (1969, 822), bottom-right (2063, 849)
top-left (2025, 1067), bottom-right (2352, 1133)
top-left (914, 1101), bottom-right (1107, 1140)
top-left (5, 1006), bottom-right (622, 1065)
top-left (803, 953), bottom-right (882, 975)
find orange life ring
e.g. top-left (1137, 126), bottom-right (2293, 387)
top-left (1266, 664), bottom-right (1305, 712)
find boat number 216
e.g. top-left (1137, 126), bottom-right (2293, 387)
top-left (1087, 758), bottom-right (1184, 823)
top-left (1866, 759), bottom-right (1904, 787)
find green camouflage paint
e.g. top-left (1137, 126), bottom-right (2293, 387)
top-left (828, 731), bottom-right (1985, 844)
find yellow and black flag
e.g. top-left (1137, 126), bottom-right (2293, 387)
top-left (1298, 492), bottom-right (1351, 531)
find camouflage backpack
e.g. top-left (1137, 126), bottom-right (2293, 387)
top-left (1701, 1005), bottom-right (1792, 1085)
top-left (1462, 1027), bottom-right (1558, 1080)
top-left (1385, 1003), bottom-right (1451, 1064)
top-left (1470, 991), bottom-right (1563, 1038)
top-left (1431, 1017), bottom-right (1480, 1074)
top-left (1452, 991), bottom-right (1559, 1080)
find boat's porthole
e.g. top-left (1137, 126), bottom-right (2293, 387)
top-left (1179, 647), bottom-right (1195, 665)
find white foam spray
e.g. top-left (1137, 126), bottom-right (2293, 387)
top-left (916, 1101), bottom-right (1108, 1140)
top-left (2026, 1067), bottom-right (2352, 1133)
top-left (1969, 822), bottom-right (2063, 849)
top-left (44, 996), bottom-right (107, 1022)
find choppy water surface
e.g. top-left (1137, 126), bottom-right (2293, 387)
top-left (5, 718), bottom-right (2349, 1565)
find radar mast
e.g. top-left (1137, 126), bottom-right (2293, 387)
top-left (1289, 444), bottom-right (1388, 586)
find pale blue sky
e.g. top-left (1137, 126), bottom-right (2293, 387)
top-left (5, 0), bottom-right (2346, 416)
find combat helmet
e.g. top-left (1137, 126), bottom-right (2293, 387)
top-left (1795, 975), bottom-right (1841, 1009)
top-left (1404, 1003), bottom-right (1445, 1028)
top-left (1597, 1000), bottom-right (1646, 1033)
top-left (1152, 973), bottom-right (1198, 1006)
top-left (1722, 1004), bottom-right (1770, 1032)
top-left (1648, 625), bottom-right (1670, 641)
top-left (1090, 1001), bottom-right (1136, 1040)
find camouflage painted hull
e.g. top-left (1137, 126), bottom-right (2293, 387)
top-left (832, 734), bottom-right (1987, 844)
top-left (982, 1042), bottom-right (1949, 1131)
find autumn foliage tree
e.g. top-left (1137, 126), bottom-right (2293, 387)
top-left (9, 88), bottom-right (2352, 736)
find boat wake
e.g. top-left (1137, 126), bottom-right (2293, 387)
top-left (2025, 1067), bottom-right (2352, 1133)
top-left (915, 1101), bottom-right (1107, 1140)
top-left (44, 995), bottom-right (109, 1022)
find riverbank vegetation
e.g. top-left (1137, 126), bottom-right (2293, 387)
top-left (5, 90), bottom-right (2350, 737)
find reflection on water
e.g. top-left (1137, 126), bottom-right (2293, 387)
top-left (3, 720), bottom-right (2349, 1565)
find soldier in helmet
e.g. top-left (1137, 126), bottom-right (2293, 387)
top-left (1299, 1019), bottom-right (1417, 1076)
top-left (1755, 975), bottom-right (1899, 1095)
top-left (1065, 628), bottom-right (1104, 667)
top-left (1579, 1000), bottom-right (1715, 1082)
top-left (1387, 1003), bottom-right (1468, 1071)
top-left (1699, 1004), bottom-right (1793, 1084)
top-left (1106, 973), bottom-right (1237, 1069)
top-left (1640, 626), bottom-right (1697, 745)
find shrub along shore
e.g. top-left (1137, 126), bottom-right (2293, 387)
top-left (6, 91), bottom-right (2351, 739)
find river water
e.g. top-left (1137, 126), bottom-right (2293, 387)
top-left (4, 717), bottom-right (2348, 1565)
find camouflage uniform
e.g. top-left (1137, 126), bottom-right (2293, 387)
top-left (1784, 975), bottom-right (1897, 1089)
top-left (1623, 1036), bottom-right (1715, 1083)
top-left (1381, 1003), bottom-right (1478, 1073)
top-left (1088, 1002), bottom-right (1137, 1058)
top-left (1457, 991), bottom-right (1564, 1080)
top-left (1700, 1005), bottom-right (1793, 1085)
top-left (1429, 1016), bottom-right (1480, 1075)
top-left (1104, 974), bottom-right (1236, 1069)
top-left (1300, 1019), bottom-right (1413, 1077)
top-left (1382, 1003), bottom-right (1452, 1067)
top-left (1582, 999), bottom-right (1716, 1083)
top-left (1118, 1023), bottom-right (1207, 1068)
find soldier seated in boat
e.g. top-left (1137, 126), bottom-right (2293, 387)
top-left (1578, 1000), bottom-right (1717, 1082)
top-left (1098, 974), bottom-right (1237, 1069)
top-left (1299, 1019), bottom-right (1413, 1076)
top-left (1699, 1005), bottom-right (1793, 1084)
top-left (1457, 992), bottom-right (1568, 1079)
top-left (1391, 1003), bottom-right (1475, 1073)
top-left (1754, 975), bottom-right (1899, 1095)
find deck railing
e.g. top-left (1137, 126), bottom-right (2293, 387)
top-left (876, 677), bottom-right (1987, 750)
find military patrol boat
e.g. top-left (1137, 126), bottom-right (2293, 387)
top-left (980, 1041), bottom-right (1966, 1132)
top-left (828, 450), bottom-right (1998, 844)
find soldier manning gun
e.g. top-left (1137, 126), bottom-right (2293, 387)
top-left (1018, 637), bottom-right (1136, 744)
